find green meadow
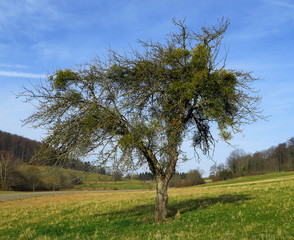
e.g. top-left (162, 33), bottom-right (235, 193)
top-left (75, 178), bottom-right (155, 191)
top-left (17, 165), bottom-right (155, 191)
top-left (1, 172), bottom-right (294, 239)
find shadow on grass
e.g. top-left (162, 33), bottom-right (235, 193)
top-left (168, 194), bottom-right (251, 217)
top-left (95, 194), bottom-right (251, 220)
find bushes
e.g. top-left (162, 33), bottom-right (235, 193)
top-left (210, 169), bottom-right (233, 182)
top-left (169, 169), bottom-right (205, 188)
top-left (187, 170), bottom-right (205, 185)
top-left (209, 163), bottom-right (234, 182)
top-left (9, 166), bottom-right (83, 191)
top-left (12, 168), bottom-right (49, 191)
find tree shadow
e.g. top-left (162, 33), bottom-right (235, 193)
top-left (168, 194), bottom-right (251, 217)
top-left (94, 193), bottom-right (252, 220)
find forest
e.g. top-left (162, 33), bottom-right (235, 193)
top-left (0, 130), bottom-right (40, 162)
top-left (210, 137), bottom-right (294, 181)
top-left (0, 130), bottom-right (99, 172)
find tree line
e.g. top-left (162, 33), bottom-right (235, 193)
top-left (210, 137), bottom-right (294, 181)
top-left (0, 150), bottom-right (82, 191)
top-left (0, 130), bottom-right (107, 191)
top-left (0, 130), bottom-right (40, 162)
top-left (169, 169), bottom-right (205, 187)
top-left (0, 130), bottom-right (102, 172)
top-left (127, 170), bottom-right (204, 187)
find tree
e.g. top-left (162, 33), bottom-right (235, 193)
top-left (186, 169), bottom-right (205, 186)
top-left (227, 149), bottom-right (248, 175)
top-left (209, 163), bottom-right (232, 181)
top-left (22, 166), bottom-right (43, 192)
top-left (112, 170), bottom-right (123, 182)
top-left (218, 169), bottom-right (233, 181)
top-left (0, 151), bottom-right (20, 190)
top-left (20, 19), bottom-right (262, 221)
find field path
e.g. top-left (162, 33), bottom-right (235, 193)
top-left (0, 189), bottom-right (149, 201)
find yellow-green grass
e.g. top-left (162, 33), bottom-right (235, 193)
top-left (203, 171), bottom-right (294, 187)
top-left (74, 179), bottom-right (155, 190)
top-left (19, 165), bottom-right (112, 182)
top-left (17, 165), bottom-right (155, 190)
top-left (0, 191), bottom-right (21, 194)
top-left (1, 172), bottom-right (294, 239)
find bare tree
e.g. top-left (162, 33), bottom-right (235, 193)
top-left (227, 149), bottom-right (247, 174)
top-left (0, 151), bottom-right (19, 190)
top-left (19, 18), bottom-right (262, 221)
top-left (22, 166), bottom-right (43, 192)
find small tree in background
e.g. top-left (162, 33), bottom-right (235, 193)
top-left (169, 169), bottom-right (204, 187)
top-left (209, 163), bottom-right (234, 181)
top-left (22, 166), bottom-right (43, 191)
top-left (112, 170), bottom-right (123, 182)
top-left (0, 151), bottom-right (20, 190)
top-left (218, 169), bottom-right (233, 181)
top-left (46, 172), bottom-right (62, 191)
top-left (227, 148), bottom-right (248, 175)
top-left (186, 169), bottom-right (205, 186)
top-left (20, 18), bottom-right (262, 221)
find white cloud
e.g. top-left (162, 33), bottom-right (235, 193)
top-left (0, 64), bottom-right (27, 69)
top-left (0, 70), bottom-right (45, 78)
top-left (263, 0), bottom-right (294, 9)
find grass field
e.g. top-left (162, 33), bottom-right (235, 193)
top-left (18, 165), bottom-right (155, 191)
top-left (74, 178), bottom-right (155, 191)
top-left (1, 171), bottom-right (294, 239)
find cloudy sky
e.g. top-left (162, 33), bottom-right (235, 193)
top-left (0, 0), bottom-right (294, 175)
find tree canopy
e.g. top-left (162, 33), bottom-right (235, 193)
top-left (20, 18), bottom-right (262, 221)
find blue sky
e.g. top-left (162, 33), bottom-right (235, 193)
top-left (0, 0), bottom-right (294, 176)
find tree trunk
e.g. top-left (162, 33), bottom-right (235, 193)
top-left (0, 161), bottom-right (7, 190)
top-left (155, 178), bottom-right (168, 222)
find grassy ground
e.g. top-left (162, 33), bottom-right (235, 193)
top-left (0, 191), bottom-right (20, 194)
top-left (203, 171), bottom-right (294, 187)
top-left (1, 171), bottom-right (294, 239)
top-left (74, 179), bottom-right (155, 190)
top-left (71, 168), bottom-right (155, 190)
top-left (22, 165), bottom-right (113, 183)
top-left (17, 165), bottom-right (155, 191)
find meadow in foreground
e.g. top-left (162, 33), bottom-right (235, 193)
top-left (1, 172), bottom-right (294, 239)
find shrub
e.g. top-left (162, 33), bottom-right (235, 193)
top-left (169, 169), bottom-right (204, 188)
top-left (211, 169), bottom-right (233, 182)
top-left (186, 170), bottom-right (205, 185)
top-left (11, 167), bottom-right (83, 191)
top-left (218, 169), bottom-right (233, 181)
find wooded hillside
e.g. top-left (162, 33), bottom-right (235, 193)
top-left (0, 130), bottom-right (104, 172)
top-left (210, 137), bottom-right (294, 181)
top-left (0, 130), bottom-right (40, 162)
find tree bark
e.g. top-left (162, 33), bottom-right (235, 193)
top-left (155, 177), bottom-right (169, 222)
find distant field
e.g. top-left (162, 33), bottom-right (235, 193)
top-left (203, 171), bottom-right (294, 187)
top-left (18, 165), bottom-right (155, 191)
top-left (1, 171), bottom-right (294, 239)
top-left (74, 178), bottom-right (155, 190)
top-left (73, 169), bottom-right (155, 190)
top-left (20, 165), bottom-right (112, 182)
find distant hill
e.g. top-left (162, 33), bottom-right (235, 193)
top-left (210, 136), bottom-right (294, 180)
top-left (0, 130), bottom-right (41, 162)
top-left (0, 130), bottom-right (105, 173)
